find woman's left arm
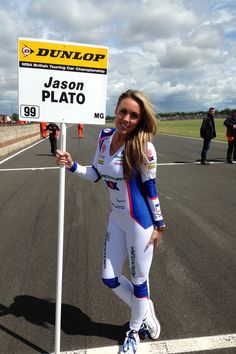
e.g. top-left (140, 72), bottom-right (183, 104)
top-left (140, 142), bottom-right (165, 250)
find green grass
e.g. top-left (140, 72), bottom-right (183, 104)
top-left (106, 118), bottom-right (227, 142)
top-left (157, 119), bottom-right (227, 142)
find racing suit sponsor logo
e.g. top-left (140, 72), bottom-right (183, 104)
top-left (99, 144), bottom-right (106, 159)
top-left (154, 203), bottom-right (163, 219)
top-left (103, 128), bottom-right (113, 133)
top-left (101, 144), bottom-right (106, 154)
top-left (103, 231), bottom-right (110, 269)
top-left (115, 151), bottom-right (123, 157)
top-left (130, 246), bottom-right (136, 277)
top-left (147, 149), bottom-right (154, 161)
top-left (105, 180), bottom-right (120, 190)
top-left (148, 163), bottom-right (156, 169)
top-left (102, 174), bottom-right (123, 181)
top-left (112, 198), bottom-right (126, 210)
top-left (112, 202), bottom-right (125, 210)
top-left (114, 151), bottom-right (124, 165)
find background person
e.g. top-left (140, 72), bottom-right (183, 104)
top-left (77, 123), bottom-right (85, 139)
top-left (56, 90), bottom-right (165, 354)
top-left (223, 110), bottom-right (236, 163)
top-left (46, 122), bottom-right (60, 156)
top-left (40, 122), bottom-right (47, 139)
top-left (200, 107), bottom-right (216, 165)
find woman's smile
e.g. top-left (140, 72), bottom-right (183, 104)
top-left (115, 98), bottom-right (141, 137)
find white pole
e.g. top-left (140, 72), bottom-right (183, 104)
top-left (55, 122), bottom-right (67, 354)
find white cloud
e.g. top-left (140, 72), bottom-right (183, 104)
top-left (0, 0), bottom-right (236, 115)
top-left (122, 0), bottom-right (197, 44)
top-left (189, 25), bottom-right (223, 49)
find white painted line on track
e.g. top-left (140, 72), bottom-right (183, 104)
top-left (0, 161), bottom-right (229, 172)
top-left (158, 133), bottom-right (227, 144)
top-left (0, 138), bottom-right (45, 165)
top-left (157, 161), bottom-right (228, 166)
top-left (52, 333), bottom-right (236, 354)
top-left (0, 167), bottom-right (58, 172)
top-left (158, 162), bottom-right (198, 166)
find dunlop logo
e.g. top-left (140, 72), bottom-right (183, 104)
top-left (36, 48), bottom-right (106, 62)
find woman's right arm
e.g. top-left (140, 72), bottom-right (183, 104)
top-left (56, 150), bottom-right (74, 169)
top-left (56, 149), bottom-right (100, 182)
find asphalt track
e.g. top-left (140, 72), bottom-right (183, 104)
top-left (0, 124), bottom-right (236, 354)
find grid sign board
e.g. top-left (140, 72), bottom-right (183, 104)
top-left (18, 38), bottom-right (108, 124)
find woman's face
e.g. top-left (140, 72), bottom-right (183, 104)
top-left (115, 98), bottom-right (142, 137)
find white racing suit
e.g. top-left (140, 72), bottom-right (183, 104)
top-left (69, 128), bottom-right (165, 331)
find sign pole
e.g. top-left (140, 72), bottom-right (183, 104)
top-left (18, 37), bottom-right (108, 354)
top-left (55, 122), bottom-right (67, 354)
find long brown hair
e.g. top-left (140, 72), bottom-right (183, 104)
top-left (115, 90), bottom-right (157, 180)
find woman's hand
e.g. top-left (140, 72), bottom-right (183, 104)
top-left (56, 149), bottom-right (74, 169)
top-left (146, 229), bottom-right (162, 253)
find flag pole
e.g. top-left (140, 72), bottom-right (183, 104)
top-left (55, 122), bottom-right (66, 354)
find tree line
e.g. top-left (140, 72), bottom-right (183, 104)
top-left (6, 107), bottom-right (235, 122)
top-left (106, 108), bottom-right (234, 122)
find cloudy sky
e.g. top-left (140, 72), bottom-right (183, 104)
top-left (1, 0), bottom-right (236, 116)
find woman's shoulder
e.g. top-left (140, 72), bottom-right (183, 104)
top-left (146, 141), bottom-right (156, 151)
top-left (99, 127), bottom-right (116, 138)
top-left (145, 141), bottom-right (157, 161)
top-left (98, 128), bottom-right (116, 150)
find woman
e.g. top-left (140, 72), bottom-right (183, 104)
top-left (56, 90), bottom-right (165, 354)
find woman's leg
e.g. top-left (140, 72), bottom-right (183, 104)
top-left (126, 222), bottom-right (154, 331)
top-left (102, 212), bottom-right (133, 307)
top-left (102, 213), bottom-right (157, 334)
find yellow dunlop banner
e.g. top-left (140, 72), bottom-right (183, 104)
top-left (19, 38), bottom-right (108, 72)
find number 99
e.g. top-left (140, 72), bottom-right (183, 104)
top-left (24, 106), bottom-right (36, 117)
